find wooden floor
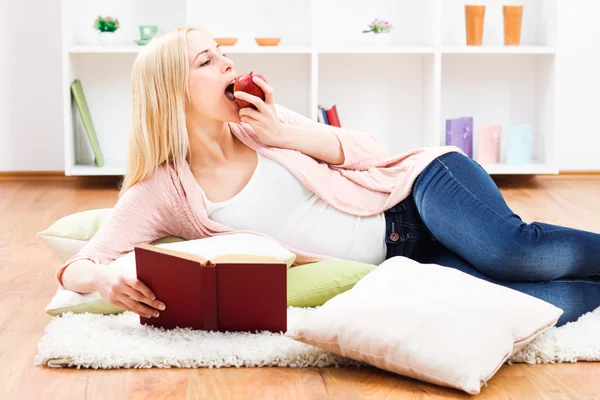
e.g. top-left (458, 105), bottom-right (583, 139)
top-left (1, 173), bottom-right (600, 399)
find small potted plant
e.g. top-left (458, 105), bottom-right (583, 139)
top-left (93, 16), bottom-right (120, 45)
top-left (362, 18), bottom-right (393, 46)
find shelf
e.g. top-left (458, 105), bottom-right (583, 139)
top-left (441, 53), bottom-right (556, 177)
top-left (69, 45), bottom-right (144, 54)
top-left (63, 0), bottom-right (560, 177)
top-left (69, 45), bottom-right (556, 56)
top-left (319, 53), bottom-right (435, 157)
top-left (441, 0), bottom-right (556, 49)
top-left (67, 160), bottom-right (558, 177)
top-left (441, 46), bottom-right (557, 55)
top-left (68, 45), bottom-right (313, 54)
top-left (67, 161), bottom-right (558, 176)
top-left (317, 46), bottom-right (435, 54)
top-left (221, 46), bottom-right (312, 54)
top-left (484, 162), bottom-right (558, 175)
top-left (69, 160), bottom-right (125, 176)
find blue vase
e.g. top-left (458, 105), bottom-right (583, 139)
top-left (506, 124), bottom-right (532, 165)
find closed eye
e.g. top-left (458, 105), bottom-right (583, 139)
top-left (200, 53), bottom-right (229, 67)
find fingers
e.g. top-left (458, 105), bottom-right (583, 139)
top-left (240, 116), bottom-right (257, 126)
top-left (239, 107), bottom-right (261, 121)
top-left (128, 276), bottom-right (165, 310)
top-left (239, 106), bottom-right (260, 125)
top-left (99, 270), bottom-right (166, 318)
top-left (118, 296), bottom-right (161, 319)
top-left (233, 91), bottom-right (267, 113)
top-left (120, 278), bottom-right (165, 312)
top-left (130, 277), bottom-right (156, 300)
top-left (252, 76), bottom-right (274, 105)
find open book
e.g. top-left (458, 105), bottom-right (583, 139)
top-left (134, 243), bottom-right (287, 333)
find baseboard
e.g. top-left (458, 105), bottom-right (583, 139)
top-left (0, 171), bottom-right (67, 179)
top-left (558, 171), bottom-right (600, 175)
top-left (0, 171), bottom-right (121, 183)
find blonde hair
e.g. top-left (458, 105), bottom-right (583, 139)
top-left (119, 26), bottom-right (201, 197)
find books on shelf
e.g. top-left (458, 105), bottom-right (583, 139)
top-left (134, 243), bottom-right (287, 332)
top-left (70, 79), bottom-right (104, 167)
top-left (318, 104), bottom-right (342, 127)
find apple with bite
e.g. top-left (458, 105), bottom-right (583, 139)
top-left (233, 71), bottom-right (267, 110)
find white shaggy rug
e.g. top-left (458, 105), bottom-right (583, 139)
top-left (34, 306), bottom-right (600, 369)
top-left (33, 307), bottom-right (363, 369)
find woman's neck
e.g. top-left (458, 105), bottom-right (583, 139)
top-left (186, 117), bottom-right (242, 170)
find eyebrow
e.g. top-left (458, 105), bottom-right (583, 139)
top-left (193, 44), bottom-right (221, 63)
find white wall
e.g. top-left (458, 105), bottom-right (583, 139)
top-left (0, 0), bottom-right (64, 171)
top-left (0, 0), bottom-right (599, 172)
top-left (0, 0), bottom-right (9, 162)
top-left (556, 0), bottom-right (600, 171)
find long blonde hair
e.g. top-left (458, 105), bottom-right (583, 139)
top-left (119, 27), bottom-right (200, 197)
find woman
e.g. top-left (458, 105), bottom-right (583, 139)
top-left (57, 27), bottom-right (600, 326)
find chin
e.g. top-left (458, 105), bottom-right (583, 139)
top-left (222, 99), bottom-right (241, 123)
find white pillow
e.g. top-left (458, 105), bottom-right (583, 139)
top-left (285, 256), bottom-right (563, 395)
top-left (46, 233), bottom-right (297, 316)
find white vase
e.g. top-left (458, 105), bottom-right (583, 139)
top-left (97, 31), bottom-right (115, 46)
top-left (372, 32), bottom-right (391, 46)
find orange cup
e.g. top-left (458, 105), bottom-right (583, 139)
top-left (503, 5), bottom-right (523, 45)
top-left (465, 5), bottom-right (485, 46)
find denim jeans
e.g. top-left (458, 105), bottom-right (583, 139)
top-left (384, 151), bottom-right (600, 327)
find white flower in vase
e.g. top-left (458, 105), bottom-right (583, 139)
top-left (362, 18), bottom-right (393, 46)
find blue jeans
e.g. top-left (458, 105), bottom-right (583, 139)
top-left (384, 151), bottom-right (600, 327)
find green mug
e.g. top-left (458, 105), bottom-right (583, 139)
top-left (139, 25), bottom-right (158, 41)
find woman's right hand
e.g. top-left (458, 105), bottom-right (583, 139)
top-left (95, 268), bottom-right (166, 318)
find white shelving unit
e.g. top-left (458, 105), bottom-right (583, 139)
top-left (62, 0), bottom-right (558, 176)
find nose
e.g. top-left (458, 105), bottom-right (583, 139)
top-left (221, 54), bottom-right (234, 74)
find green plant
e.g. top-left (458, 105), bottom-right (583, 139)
top-left (362, 18), bottom-right (393, 34)
top-left (93, 16), bottom-right (120, 33)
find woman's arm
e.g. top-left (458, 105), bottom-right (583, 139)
top-left (233, 78), bottom-right (389, 170)
top-left (60, 259), bottom-right (109, 294)
top-left (276, 123), bottom-right (345, 165)
top-left (274, 104), bottom-right (391, 170)
top-left (56, 168), bottom-right (179, 293)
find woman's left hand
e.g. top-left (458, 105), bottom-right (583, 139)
top-left (234, 77), bottom-right (284, 147)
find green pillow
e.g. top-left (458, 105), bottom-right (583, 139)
top-left (287, 260), bottom-right (377, 307)
top-left (48, 299), bottom-right (125, 316)
top-left (46, 259), bottom-right (377, 316)
top-left (39, 208), bottom-right (112, 241)
top-left (37, 208), bottom-right (184, 264)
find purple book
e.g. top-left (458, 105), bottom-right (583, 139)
top-left (446, 117), bottom-right (473, 158)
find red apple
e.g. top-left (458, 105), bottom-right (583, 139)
top-left (233, 71), bottom-right (267, 109)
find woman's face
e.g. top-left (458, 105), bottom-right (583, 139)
top-left (186, 30), bottom-right (240, 123)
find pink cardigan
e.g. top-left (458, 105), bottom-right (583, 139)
top-left (55, 105), bottom-right (463, 288)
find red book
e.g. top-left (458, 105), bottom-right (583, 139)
top-left (325, 104), bottom-right (341, 127)
top-left (134, 243), bottom-right (287, 333)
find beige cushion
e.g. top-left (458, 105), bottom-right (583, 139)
top-left (285, 256), bottom-right (563, 395)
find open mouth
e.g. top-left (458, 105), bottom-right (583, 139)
top-left (224, 80), bottom-right (235, 101)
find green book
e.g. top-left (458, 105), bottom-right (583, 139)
top-left (70, 79), bottom-right (104, 167)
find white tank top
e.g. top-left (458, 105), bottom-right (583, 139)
top-left (198, 152), bottom-right (388, 265)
